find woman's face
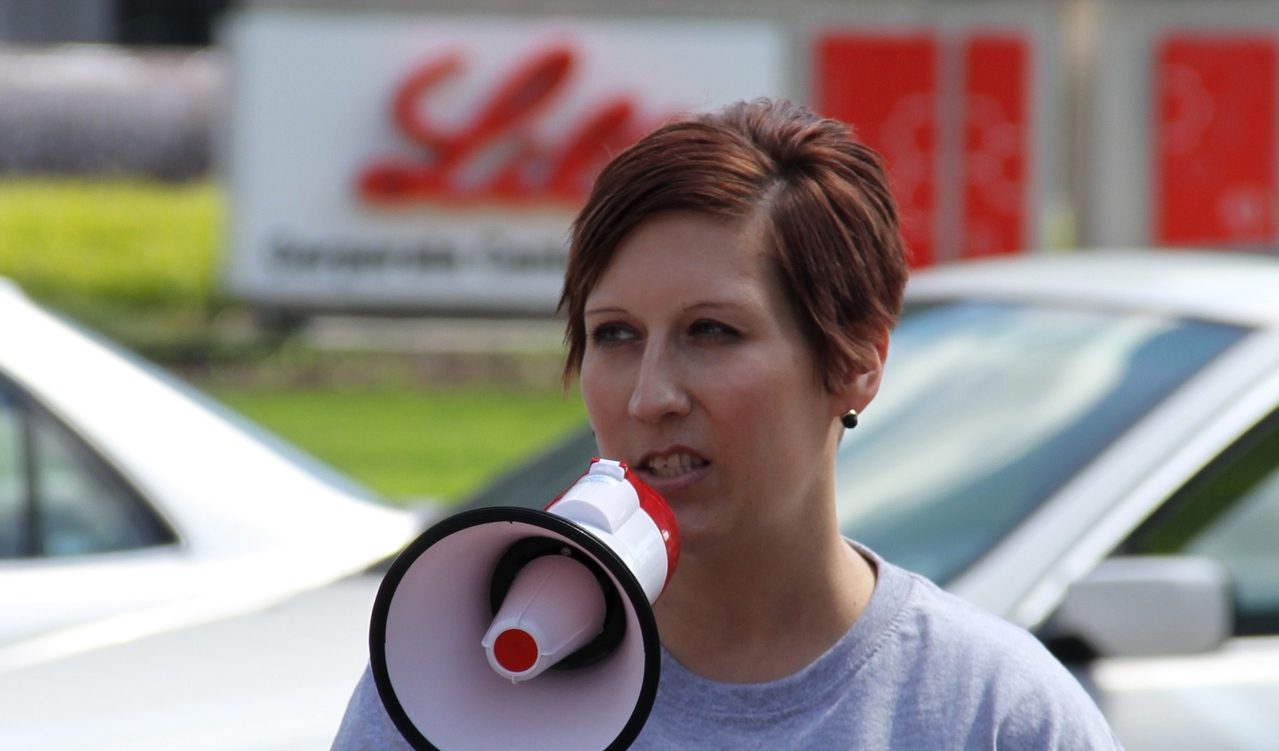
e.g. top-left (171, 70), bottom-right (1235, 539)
top-left (580, 211), bottom-right (874, 552)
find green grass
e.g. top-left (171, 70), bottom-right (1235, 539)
top-left (0, 179), bottom-right (587, 503)
top-left (0, 178), bottom-right (222, 310)
top-left (213, 387), bottom-right (588, 505)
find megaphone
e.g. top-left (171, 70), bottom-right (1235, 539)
top-left (369, 458), bottom-right (679, 751)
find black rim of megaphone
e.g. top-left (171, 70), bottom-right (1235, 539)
top-left (369, 506), bottom-right (662, 751)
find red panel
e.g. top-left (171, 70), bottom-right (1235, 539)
top-left (962, 35), bottom-right (1030, 259)
top-left (816, 34), bottom-right (939, 267)
top-left (1156, 37), bottom-right (1277, 246)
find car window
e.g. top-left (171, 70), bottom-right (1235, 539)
top-left (1122, 410), bottom-right (1279, 635)
top-left (837, 302), bottom-right (1247, 585)
top-left (0, 382), bottom-right (26, 557)
top-left (29, 408), bottom-right (176, 556)
top-left (0, 371), bottom-right (177, 559)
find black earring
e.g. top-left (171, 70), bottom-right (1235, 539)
top-left (841, 409), bottom-right (858, 430)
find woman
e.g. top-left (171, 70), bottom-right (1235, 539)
top-left (334, 99), bottom-right (1120, 750)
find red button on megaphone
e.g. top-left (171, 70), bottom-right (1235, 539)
top-left (369, 459), bottom-right (679, 751)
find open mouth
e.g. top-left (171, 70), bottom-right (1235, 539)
top-left (640, 450), bottom-right (709, 479)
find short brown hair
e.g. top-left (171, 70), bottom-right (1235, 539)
top-left (558, 98), bottom-right (907, 391)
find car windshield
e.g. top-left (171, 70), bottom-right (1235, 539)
top-left (837, 301), bottom-right (1248, 585)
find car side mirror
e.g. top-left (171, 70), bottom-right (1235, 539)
top-left (1046, 556), bottom-right (1232, 658)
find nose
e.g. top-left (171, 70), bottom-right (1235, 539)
top-left (628, 338), bottom-right (692, 423)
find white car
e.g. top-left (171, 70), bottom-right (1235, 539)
top-left (0, 277), bottom-right (418, 669)
top-left (466, 250), bottom-right (1279, 751)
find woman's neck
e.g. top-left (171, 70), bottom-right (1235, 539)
top-left (652, 508), bottom-right (877, 684)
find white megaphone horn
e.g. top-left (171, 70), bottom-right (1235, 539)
top-left (369, 458), bottom-right (680, 751)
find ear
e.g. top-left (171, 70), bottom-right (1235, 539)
top-left (836, 325), bottom-right (890, 416)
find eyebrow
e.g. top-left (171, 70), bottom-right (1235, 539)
top-left (584, 305), bottom-right (629, 317)
top-left (584, 300), bottom-right (747, 318)
top-left (684, 301), bottom-right (742, 313)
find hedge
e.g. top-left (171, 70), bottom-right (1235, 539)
top-left (0, 178), bottom-right (222, 310)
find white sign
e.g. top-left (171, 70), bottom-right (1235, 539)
top-left (224, 11), bottom-right (785, 313)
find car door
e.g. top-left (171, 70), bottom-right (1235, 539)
top-left (0, 370), bottom-right (183, 646)
top-left (1091, 408), bottom-right (1279, 751)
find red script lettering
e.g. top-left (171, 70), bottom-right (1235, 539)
top-left (358, 47), bottom-right (647, 206)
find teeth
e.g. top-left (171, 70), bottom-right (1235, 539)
top-left (644, 452), bottom-right (706, 478)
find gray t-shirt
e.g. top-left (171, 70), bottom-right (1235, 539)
top-left (332, 546), bottom-right (1121, 750)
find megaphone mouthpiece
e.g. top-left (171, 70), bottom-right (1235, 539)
top-left (482, 553), bottom-right (607, 683)
top-left (491, 629), bottom-right (537, 674)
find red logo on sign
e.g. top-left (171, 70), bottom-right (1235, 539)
top-left (815, 32), bottom-right (1032, 268)
top-left (1156, 36), bottom-right (1277, 246)
top-left (816, 35), bottom-right (940, 267)
top-left (963, 35), bottom-right (1029, 260)
top-left (357, 47), bottom-right (651, 206)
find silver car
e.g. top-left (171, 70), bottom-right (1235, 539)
top-left (468, 250), bottom-right (1279, 751)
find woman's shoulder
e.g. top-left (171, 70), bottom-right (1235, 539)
top-left (863, 556), bottom-right (1121, 748)
top-left (330, 666), bottom-right (415, 751)
top-left (855, 544), bottom-right (1057, 670)
top-left (886, 563), bottom-right (1053, 665)
top-left (868, 554), bottom-right (1070, 688)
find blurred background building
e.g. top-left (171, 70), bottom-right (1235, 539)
top-left (0, 0), bottom-right (228, 45)
top-left (4, 1), bottom-right (1278, 290)
top-left (0, 1), bottom-right (227, 182)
